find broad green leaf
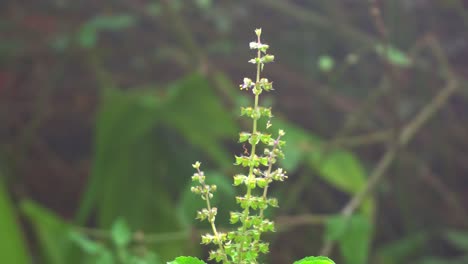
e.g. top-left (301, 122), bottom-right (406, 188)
top-left (111, 218), bottom-right (132, 247)
top-left (168, 256), bottom-right (207, 264)
top-left (163, 73), bottom-right (237, 167)
top-left (325, 214), bottom-right (372, 264)
top-left (21, 200), bottom-right (82, 264)
top-left (177, 171), bottom-right (236, 228)
top-left (294, 256), bottom-right (336, 264)
top-left (375, 44), bottom-right (412, 67)
top-left (77, 87), bottom-right (185, 261)
top-left (310, 150), bottom-right (367, 194)
top-left (0, 178), bottom-right (30, 264)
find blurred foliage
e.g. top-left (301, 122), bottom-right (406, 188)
top-left (0, 0), bottom-right (467, 264)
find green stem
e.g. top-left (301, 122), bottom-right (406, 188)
top-left (238, 33), bottom-right (262, 264)
top-left (204, 192), bottom-right (229, 263)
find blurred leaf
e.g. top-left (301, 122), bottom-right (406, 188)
top-left (275, 119), bottom-right (373, 215)
top-left (164, 73), bottom-right (237, 167)
top-left (376, 232), bottom-right (429, 264)
top-left (195, 0), bottom-right (213, 10)
top-left (444, 230), bottom-right (468, 251)
top-left (294, 256), bottom-right (336, 264)
top-left (177, 171), bottom-right (236, 228)
top-left (77, 87), bottom-right (185, 261)
top-left (0, 178), bottom-right (31, 264)
top-left (325, 214), bottom-right (372, 264)
top-left (375, 44), bottom-right (412, 67)
top-left (111, 218), bottom-right (132, 247)
top-left (168, 256), bottom-right (207, 264)
top-left (78, 14), bottom-right (136, 48)
top-left (310, 150), bottom-right (367, 195)
top-left (147, 3), bottom-right (162, 17)
top-left (418, 255), bottom-right (468, 264)
top-left (21, 200), bottom-right (82, 264)
top-left (318, 55), bottom-right (335, 72)
top-left (68, 231), bottom-right (107, 255)
top-left (274, 119), bottom-right (321, 172)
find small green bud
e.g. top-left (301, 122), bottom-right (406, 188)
top-left (192, 161), bottom-right (201, 169)
top-left (239, 132), bottom-right (251, 143)
top-left (259, 156), bottom-right (269, 166)
top-left (246, 178), bottom-right (256, 189)
top-left (255, 28), bottom-right (262, 37)
top-left (268, 198), bottom-right (279, 207)
top-left (261, 54), bottom-right (274, 63)
top-left (249, 133), bottom-right (260, 145)
top-left (233, 174), bottom-right (246, 186)
top-left (257, 178), bottom-right (267, 188)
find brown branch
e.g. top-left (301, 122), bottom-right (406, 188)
top-left (320, 77), bottom-right (459, 255)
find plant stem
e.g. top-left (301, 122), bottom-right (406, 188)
top-left (238, 32), bottom-right (262, 264)
top-left (204, 192), bottom-right (229, 263)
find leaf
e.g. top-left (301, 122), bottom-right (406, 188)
top-left (375, 44), bottom-right (412, 67)
top-left (310, 150), bottom-right (367, 195)
top-left (177, 171), bottom-right (236, 228)
top-left (274, 119), bottom-right (321, 172)
top-left (77, 87), bottom-right (185, 261)
top-left (376, 232), bottom-right (428, 264)
top-left (0, 178), bottom-right (31, 264)
top-left (68, 231), bottom-right (103, 255)
top-left (325, 214), bottom-right (372, 264)
top-left (111, 218), bottom-right (132, 247)
top-left (318, 55), bottom-right (335, 72)
top-left (418, 255), bottom-right (468, 264)
top-left (168, 256), bottom-right (207, 264)
top-left (294, 256), bottom-right (336, 264)
top-left (21, 200), bottom-right (82, 264)
top-left (78, 14), bottom-right (136, 48)
top-left (163, 73), bottom-right (237, 167)
top-left (444, 230), bottom-right (468, 251)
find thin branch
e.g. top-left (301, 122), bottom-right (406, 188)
top-left (320, 78), bottom-right (459, 255)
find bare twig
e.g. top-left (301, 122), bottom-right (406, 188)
top-left (320, 78), bottom-right (459, 255)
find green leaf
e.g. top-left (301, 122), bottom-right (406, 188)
top-left (163, 73), bottom-right (237, 167)
top-left (318, 55), bottom-right (335, 72)
top-left (0, 178), bottom-right (31, 264)
top-left (444, 230), bottom-right (468, 251)
top-left (375, 44), bottom-right (412, 67)
top-left (325, 214), bottom-right (372, 264)
top-left (274, 119), bottom-right (321, 172)
top-left (21, 200), bottom-right (82, 264)
top-left (68, 231), bottom-right (103, 255)
top-left (310, 150), bottom-right (367, 195)
top-left (78, 14), bottom-right (136, 48)
top-left (275, 120), bottom-right (374, 216)
top-left (375, 232), bottom-right (428, 264)
top-left (111, 218), bottom-right (132, 247)
top-left (294, 256), bottom-right (336, 264)
top-left (168, 256), bottom-right (207, 264)
top-left (77, 87), bottom-right (185, 261)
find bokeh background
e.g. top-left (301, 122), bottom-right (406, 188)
top-left (1, 0), bottom-right (468, 263)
